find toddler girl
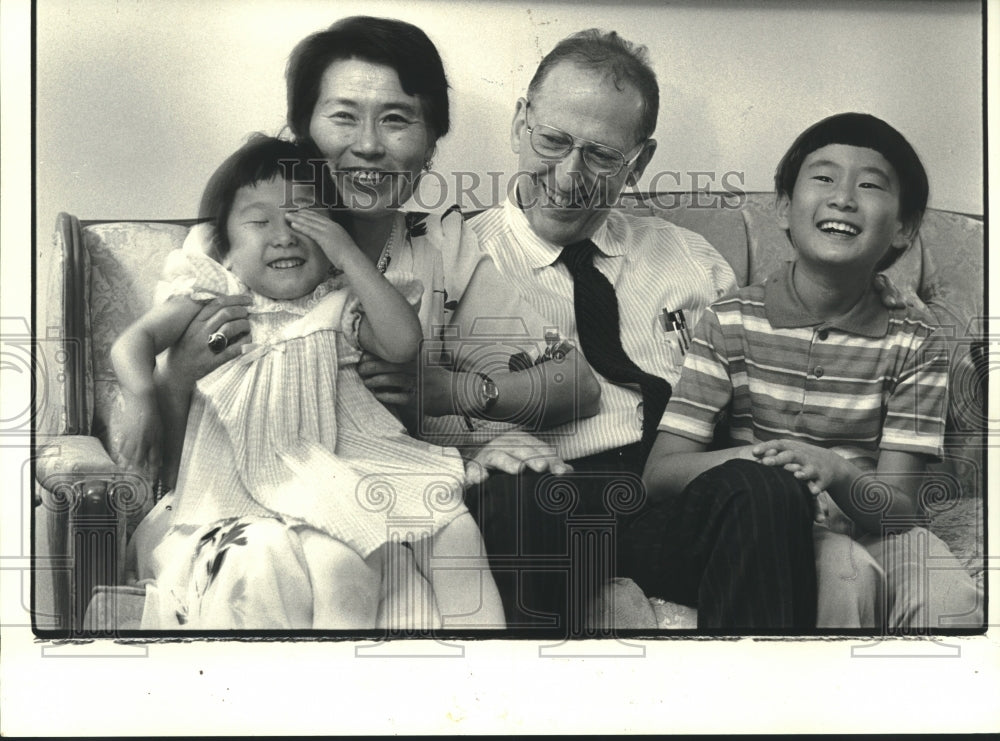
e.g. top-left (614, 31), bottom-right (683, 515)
top-left (112, 135), bottom-right (503, 629)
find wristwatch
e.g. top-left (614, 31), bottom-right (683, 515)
top-left (462, 372), bottom-right (499, 432)
top-left (475, 372), bottom-right (500, 414)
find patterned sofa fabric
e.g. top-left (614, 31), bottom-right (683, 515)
top-left (81, 222), bottom-right (194, 448)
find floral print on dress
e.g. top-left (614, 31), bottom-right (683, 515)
top-left (173, 518), bottom-right (250, 625)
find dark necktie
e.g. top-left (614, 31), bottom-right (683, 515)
top-left (560, 239), bottom-right (671, 459)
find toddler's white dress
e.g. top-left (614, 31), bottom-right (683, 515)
top-left (132, 229), bottom-right (469, 629)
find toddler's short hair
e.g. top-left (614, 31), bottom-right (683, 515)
top-left (774, 112), bottom-right (928, 231)
top-left (199, 134), bottom-right (322, 258)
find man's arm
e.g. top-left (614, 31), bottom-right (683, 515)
top-left (418, 345), bottom-right (602, 425)
top-left (358, 260), bottom-right (604, 430)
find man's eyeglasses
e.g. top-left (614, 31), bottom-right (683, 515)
top-left (524, 100), bottom-right (646, 178)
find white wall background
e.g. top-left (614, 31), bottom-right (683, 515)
top-left (37, 0), bottom-right (983, 239)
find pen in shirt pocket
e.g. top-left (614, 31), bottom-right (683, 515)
top-left (664, 309), bottom-right (691, 354)
top-left (660, 308), bottom-right (685, 364)
top-left (673, 309), bottom-right (693, 350)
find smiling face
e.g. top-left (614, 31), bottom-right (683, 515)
top-left (224, 178), bottom-right (333, 300)
top-left (308, 58), bottom-right (436, 220)
top-left (777, 144), bottom-right (914, 275)
top-left (510, 61), bottom-right (655, 246)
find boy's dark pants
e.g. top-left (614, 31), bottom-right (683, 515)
top-left (624, 458), bottom-right (817, 629)
top-left (467, 455), bottom-right (817, 633)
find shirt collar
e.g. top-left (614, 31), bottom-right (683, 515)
top-left (764, 261), bottom-right (890, 338)
top-left (503, 186), bottom-right (628, 269)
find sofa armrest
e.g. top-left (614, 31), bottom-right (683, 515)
top-left (36, 434), bottom-right (157, 530)
top-left (36, 435), bottom-right (117, 488)
top-left (35, 436), bottom-right (155, 633)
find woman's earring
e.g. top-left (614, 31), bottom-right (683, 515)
top-left (423, 158), bottom-right (434, 171)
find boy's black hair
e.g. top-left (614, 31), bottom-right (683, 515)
top-left (199, 134), bottom-right (323, 258)
top-left (774, 112), bottom-right (929, 270)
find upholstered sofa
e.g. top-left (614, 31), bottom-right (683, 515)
top-left (33, 192), bottom-right (985, 634)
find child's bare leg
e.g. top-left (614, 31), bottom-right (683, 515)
top-left (298, 529), bottom-right (380, 629)
top-left (375, 542), bottom-right (442, 631)
top-left (813, 525), bottom-right (885, 628)
top-left (416, 513), bottom-right (504, 628)
top-left (859, 527), bottom-right (984, 629)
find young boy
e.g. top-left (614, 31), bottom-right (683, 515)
top-left (633, 112), bottom-right (982, 630)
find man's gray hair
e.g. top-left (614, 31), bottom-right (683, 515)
top-left (527, 29), bottom-right (659, 142)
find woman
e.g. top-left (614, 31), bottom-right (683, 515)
top-left (137, 16), bottom-right (599, 630)
top-left (160, 16), bottom-right (598, 486)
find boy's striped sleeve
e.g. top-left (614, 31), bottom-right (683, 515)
top-left (658, 305), bottom-right (733, 443)
top-left (880, 323), bottom-right (949, 459)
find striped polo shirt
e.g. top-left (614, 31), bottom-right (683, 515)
top-left (467, 194), bottom-right (737, 461)
top-left (659, 261), bottom-right (948, 468)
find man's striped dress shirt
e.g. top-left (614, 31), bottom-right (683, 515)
top-left (467, 195), bottom-right (738, 461)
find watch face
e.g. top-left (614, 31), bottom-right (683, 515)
top-left (480, 373), bottom-right (499, 409)
top-left (483, 380), bottom-right (499, 400)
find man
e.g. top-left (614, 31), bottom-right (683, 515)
top-left (460, 29), bottom-right (818, 633)
top-left (359, 29), bottom-right (907, 633)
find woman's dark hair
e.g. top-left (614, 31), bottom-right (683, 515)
top-left (199, 134), bottom-right (319, 257)
top-left (527, 29), bottom-right (659, 144)
top-left (286, 16), bottom-right (450, 145)
top-left (774, 112), bottom-right (929, 270)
